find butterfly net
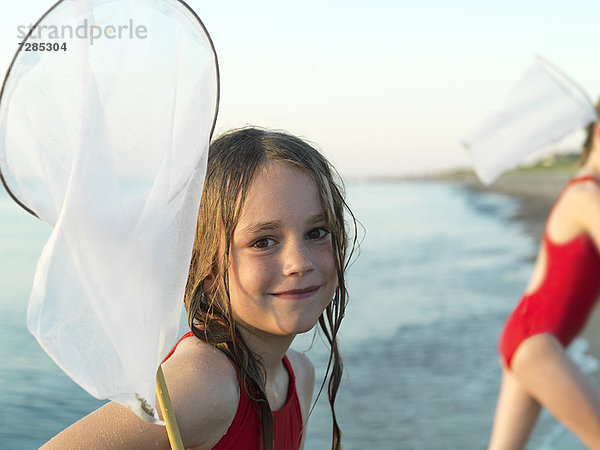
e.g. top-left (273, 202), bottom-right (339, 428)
top-left (0, 0), bottom-right (218, 422)
top-left (462, 57), bottom-right (597, 185)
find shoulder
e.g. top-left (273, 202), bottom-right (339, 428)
top-left (555, 177), bottom-right (600, 218)
top-left (567, 177), bottom-right (600, 196)
top-left (161, 336), bottom-right (239, 449)
top-left (562, 177), bottom-right (600, 218)
top-left (285, 349), bottom-right (315, 418)
top-left (559, 176), bottom-right (600, 250)
top-left (286, 349), bottom-right (315, 388)
top-left (41, 337), bottom-right (240, 449)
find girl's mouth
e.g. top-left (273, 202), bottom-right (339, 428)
top-left (271, 285), bottom-right (321, 300)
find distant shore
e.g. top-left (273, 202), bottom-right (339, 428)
top-left (436, 166), bottom-right (600, 382)
top-left (435, 168), bottom-right (572, 242)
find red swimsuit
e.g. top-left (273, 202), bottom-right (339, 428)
top-left (498, 176), bottom-right (600, 368)
top-left (163, 332), bottom-right (304, 449)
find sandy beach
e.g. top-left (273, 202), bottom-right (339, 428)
top-left (442, 167), bottom-right (600, 383)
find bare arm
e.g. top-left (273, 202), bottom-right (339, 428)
top-left (42, 402), bottom-right (170, 450)
top-left (42, 338), bottom-right (239, 449)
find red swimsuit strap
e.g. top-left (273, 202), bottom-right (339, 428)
top-left (566, 175), bottom-right (600, 187)
top-left (550, 175), bottom-right (600, 211)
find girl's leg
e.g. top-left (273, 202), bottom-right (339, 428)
top-left (510, 334), bottom-right (600, 449)
top-left (488, 368), bottom-right (541, 450)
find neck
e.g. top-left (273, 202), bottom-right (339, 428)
top-left (237, 324), bottom-right (295, 379)
top-left (581, 146), bottom-right (600, 176)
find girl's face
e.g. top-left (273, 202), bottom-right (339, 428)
top-left (227, 161), bottom-right (337, 338)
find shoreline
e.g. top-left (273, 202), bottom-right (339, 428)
top-left (442, 168), bottom-right (600, 383)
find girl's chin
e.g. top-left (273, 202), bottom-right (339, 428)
top-left (260, 319), bottom-right (322, 338)
top-left (236, 318), bottom-right (318, 338)
top-left (235, 305), bottom-right (328, 337)
top-left (274, 318), bottom-right (322, 336)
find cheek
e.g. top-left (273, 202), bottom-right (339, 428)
top-left (229, 251), bottom-right (274, 299)
top-left (318, 242), bottom-right (338, 286)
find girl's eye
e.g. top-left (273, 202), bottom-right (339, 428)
top-left (252, 237), bottom-right (275, 249)
top-left (307, 227), bottom-right (329, 240)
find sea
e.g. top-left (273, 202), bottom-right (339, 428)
top-left (0, 180), bottom-right (597, 449)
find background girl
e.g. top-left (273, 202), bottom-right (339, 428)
top-left (489, 101), bottom-right (600, 449)
top-left (42, 127), bottom-right (357, 450)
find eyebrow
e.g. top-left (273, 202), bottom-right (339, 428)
top-left (239, 220), bottom-right (282, 235)
top-left (308, 213), bottom-right (328, 224)
top-left (239, 213), bottom-right (328, 236)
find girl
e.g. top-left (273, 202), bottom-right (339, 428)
top-left (489, 101), bottom-right (600, 449)
top-left (43, 127), bottom-right (356, 449)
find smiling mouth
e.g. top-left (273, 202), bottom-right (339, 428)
top-left (271, 285), bottom-right (322, 300)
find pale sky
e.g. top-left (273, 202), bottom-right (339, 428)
top-left (1, 0), bottom-right (599, 177)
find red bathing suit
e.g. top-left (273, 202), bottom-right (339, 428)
top-left (498, 176), bottom-right (600, 368)
top-left (163, 332), bottom-right (304, 449)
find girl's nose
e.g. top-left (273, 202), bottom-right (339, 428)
top-left (282, 239), bottom-right (314, 276)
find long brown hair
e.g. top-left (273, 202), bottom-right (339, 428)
top-left (184, 127), bottom-right (357, 449)
top-left (580, 98), bottom-right (600, 165)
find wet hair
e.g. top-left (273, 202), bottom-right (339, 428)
top-left (580, 98), bottom-right (600, 165)
top-left (184, 127), bottom-right (357, 450)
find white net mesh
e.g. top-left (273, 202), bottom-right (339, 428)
top-left (0, 0), bottom-right (218, 422)
top-left (462, 56), bottom-right (597, 185)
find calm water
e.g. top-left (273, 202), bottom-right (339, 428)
top-left (0, 181), bottom-right (586, 449)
